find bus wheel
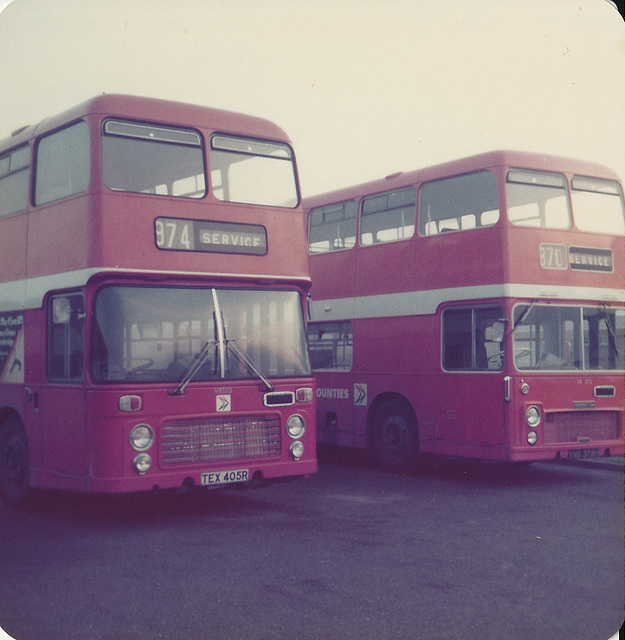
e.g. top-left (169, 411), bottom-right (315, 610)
top-left (0, 416), bottom-right (31, 506)
top-left (371, 399), bottom-right (418, 473)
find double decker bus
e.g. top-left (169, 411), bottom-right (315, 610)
top-left (305, 150), bottom-right (624, 471)
top-left (0, 94), bottom-right (316, 505)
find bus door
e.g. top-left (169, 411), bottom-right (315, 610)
top-left (308, 320), bottom-right (355, 447)
top-left (436, 305), bottom-right (507, 451)
top-left (39, 292), bottom-right (88, 480)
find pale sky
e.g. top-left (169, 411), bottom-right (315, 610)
top-left (0, 0), bottom-right (624, 197)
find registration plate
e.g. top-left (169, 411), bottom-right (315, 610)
top-left (567, 449), bottom-right (599, 460)
top-left (200, 469), bottom-right (249, 486)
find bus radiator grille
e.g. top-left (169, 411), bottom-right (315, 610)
top-left (161, 416), bottom-right (281, 466)
top-left (543, 411), bottom-right (620, 444)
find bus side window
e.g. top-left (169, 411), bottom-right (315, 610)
top-left (359, 188), bottom-right (415, 246)
top-left (35, 122), bottom-right (90, 206)
top-left (308, 322), bottom-right (353, 371)
top-left (419, 171), bottom-right (499, 236)
top-left (443, 309), bottom-right (473, 370)
top-left (308, 201), bottom-right (357, 254)
top-left (48, 293), bottom-right (85, 382)
top-left (0, 145), bottom-right (30, 217)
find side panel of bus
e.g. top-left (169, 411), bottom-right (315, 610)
top-left (313, 310), bottom-right (510, 461)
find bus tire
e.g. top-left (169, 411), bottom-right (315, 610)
top-left (371, 399), bottom-right (418, 473)
top-left (0, 415), bottom-right (31, 507)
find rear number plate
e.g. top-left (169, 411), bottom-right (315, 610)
top-left (201, 469), bottom-right (249, 486)
top-left (567, 449), bottom-right (599, 460)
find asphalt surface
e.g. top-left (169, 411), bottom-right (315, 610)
top-left (0, 452), bottom-right (623, 640)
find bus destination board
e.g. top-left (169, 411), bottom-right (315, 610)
top-left (155, 217), bottom-right (267, 255)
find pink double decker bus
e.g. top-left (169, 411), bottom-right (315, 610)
top-left (0, 94), bottom-right (316, 505)
top-left (306, 150), bottom-right (624, 471)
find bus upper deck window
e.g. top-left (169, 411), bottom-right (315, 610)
top-left (506, 170), bottom-right (570, 229)
top-left (101, 120), bottom-right (206, 198)
top-left (210, 135), bottom-right (298, 208)
top-left (308, 201), bottom-right (357, 254)
top-left (35, 122), bottom-right (90, 206)
top-left (0, 145), bottom-right (30, 216)
top-left (418, 171), bottom-right (499, 236)
top-left (571, 177), bottom-right (625, 235)
top-left (360, 187), bottom-right (416, 245)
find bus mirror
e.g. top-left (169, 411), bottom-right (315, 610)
top-left (52, 297), bottom-right (71, 324)
top-left (485, 321), bottom-right (505, 343)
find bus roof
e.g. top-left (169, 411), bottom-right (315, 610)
top-left (304, 149), bottom-right (622, 210)
top-left (1, 94), bottom-right (293, 151)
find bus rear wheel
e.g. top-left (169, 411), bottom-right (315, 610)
top-left (371, 399), bottom-right (418, 473)
top-left (0, 416), bottom-right (31, 506)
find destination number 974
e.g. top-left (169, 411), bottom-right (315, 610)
top-left (155, 218), bottom-right (195, 251)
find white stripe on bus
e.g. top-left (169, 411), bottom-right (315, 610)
top-left (310, 283), bottom-right (625, 321)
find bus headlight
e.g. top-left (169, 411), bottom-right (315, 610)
top-left (133, 453), bottom-right (152, 475)
top-left (289, 441), bottom-right (304, 460)
top-left (527, 431), bottom-right (538, 446)
top-left (286, 414), bottom-right (306, 439)
top-left (129, 424), bottom-right (154, 451)
top-left (525, 406), bottom-right (541, 428)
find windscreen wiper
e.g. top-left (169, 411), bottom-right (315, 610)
top-left (601, 304), bottom-right (620, 358)
top-left (226, 340), bottom-right (275, 392)
top-left (507, 300), bottom-right (537, 338)
top-left (169, 341), bottom-right (217, 396)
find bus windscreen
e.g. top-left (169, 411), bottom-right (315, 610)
top-left (91, 286), bottom-right (311, 384)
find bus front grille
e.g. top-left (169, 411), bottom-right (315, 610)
top-left (161, 416), bottom-right (281, 466)
top-left (543, 411), bottom-right (620, 444)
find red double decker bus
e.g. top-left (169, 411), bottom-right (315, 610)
top-left (306, 150), bottom-right (624, 471)
top-left (0, 94), bottom-right (316, 505)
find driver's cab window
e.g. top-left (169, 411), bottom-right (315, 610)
top-left (48, 293), bottom-right (85, 382)
top-left (443, 305), bottom-right (504, 371)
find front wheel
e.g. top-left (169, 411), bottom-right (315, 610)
top-left (0, 416), bottom-right (31, 506)
top-left (371, 399), bottom-right (418, 473)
